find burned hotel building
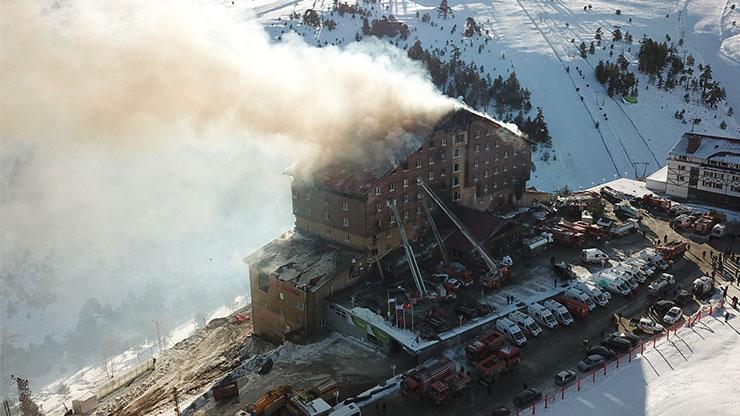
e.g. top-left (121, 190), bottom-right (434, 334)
top-left (247, 108), bottom-right (532, 343)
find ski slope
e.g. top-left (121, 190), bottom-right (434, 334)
top-left (253, 0), bottom-right (739, 190)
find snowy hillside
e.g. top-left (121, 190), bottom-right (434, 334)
top-left (249, 0), bottom-right (739, 190)
top-left (544, 308), bottom-right (740, 416)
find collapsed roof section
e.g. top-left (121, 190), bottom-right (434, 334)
top-left (246, 230), bottom-right (363, 292)
top-left (305, 107), bottom-right (528, 196)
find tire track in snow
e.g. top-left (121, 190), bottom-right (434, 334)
top-left (506, 0), bottom-right (622, 178)
top-left (528, 0), bottom-right (662, 170)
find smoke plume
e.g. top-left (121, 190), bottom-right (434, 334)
top-left (0, 0), bottom-right (457, 388)
top-left (1, 0), bottom-right (457, 171)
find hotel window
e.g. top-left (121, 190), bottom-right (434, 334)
top-left (305, 192), bottom-right (311, 201)
top-left (429, 171), bottom-right (434, 180)
top-left (403, 210), bottom-right (409, 219)
top-left (416, 159), bottom-right (423, 169)
top-left (453, 191), bottom-right (461, 201)
top-left (375, 186), bottom-right (381, 196)
top-left (429, 140), bottom-right (435, 148)
top-left (484, 169), bottom-right (489, 178)
top-left (453, 176), bottom-right (460, 187)
top-left (441, 137), bottom-right (447, 146)
top-left (455, 133), bottom-right (465, 143)
top-left (390, 216), bottom-right (396, 224)
top-left (474, 160), bottom-right (479, 169)
top-left (475, 144), bottom-right (480, 152)
top-left (485, 157), bottom-right (490, 165)
top-left (441, 152), bottom-right (447, 160)
top-left (403, 179), bottom-right (409, 188)
top-left (485, 142), bottom-right (490, 151)
top-left (325, 226), bottom-right (332, 235)
top-left (441, 169), bottom-right (447, 177)
top-left (389, 182), bottom-right (395, 192)
top-left (344, 233), bottom-right (350, 242)
top-left (453, 162), bottom-right (460, 173)
top-left (305, 206), bottom-right (311, 215)
top-left (342, 201), bottom-right (349, 211)
top-left (504, 151), bottom-right (509, 159)
top-left (475, 130), bottom-right (480, 139)
top-left (454, 148), bottom-right (461, 158)
top-left (429, 157), bottom-right (434, 165)
top-left (376, 203), bottom-right (382, 212)
top-left (416, 206), bottom-right (422, 215)
top-left (403, 194), bottom-right (409, 203)
top-left (343, 218), bottom-right (349, 227)
top-left (324, 212), bottom-right (330, 221)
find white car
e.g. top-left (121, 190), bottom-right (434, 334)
top-left (663, 307), bottom-right (683, 325)
top-left (638, 317), bottom-right (665, 334)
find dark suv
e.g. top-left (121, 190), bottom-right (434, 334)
top-left (513, 388), bottom-right (542, 408)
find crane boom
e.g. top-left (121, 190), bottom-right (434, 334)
top-left (416, 178), bottom-right (498, 276)
top-left (387, 199), bottom-right (428, 297)
top-left (421, 197), bottom-right (449, 265)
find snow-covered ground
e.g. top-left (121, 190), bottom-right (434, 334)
top-left (35, 296), bottom-right (248, 415)
top-left (252, 0), bottom-right (739, 190)
top-left (543, 306), bottom-right (740, 415)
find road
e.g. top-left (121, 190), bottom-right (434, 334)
top-left (368, 214), bottom-right (714, 416)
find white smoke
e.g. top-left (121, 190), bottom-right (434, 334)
top-left (0, 0), bottom-right (456, 369)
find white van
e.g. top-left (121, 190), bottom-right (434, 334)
top-left (586, 283), bottom-right (611, 304)
top-left (527, 303), bottom-right (558, 329)
top-left (564, 287), bottom-right (596, 311)
top-left (508, 311), bottom-right (542, 337)
top-left (496, 317), bottom-right (527, 346)
top-left (638, 249), bottom-right (669, 271)
top-left (581, 248), bottom-right (610, 264)
top-left (543, 300), bottom-right (574, 326)
top-left (574, 282), bottom-right (609, 306)
top-left (591, 271), bottom-right (631, 296)
top-left (611, 266), bottom-right (641, 287)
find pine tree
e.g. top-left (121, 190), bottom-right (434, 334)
top-left (438, 0), bottom-right (450, 18)
top-left (719, 120), bottom-right (727, 130)
top-left (612, 28), bottom-right (622, 42)
top-left (579, 42), bottom-right (588, 58)
top-left (589, 42), bottom-right (596, 54)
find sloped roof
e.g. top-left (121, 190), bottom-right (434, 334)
top-left (311, 107), bottom-right (528, 195)
top-left (668, 132), bottom-right (740, 165)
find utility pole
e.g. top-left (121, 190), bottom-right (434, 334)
top-left (153, 320), bottom-right (164, 353)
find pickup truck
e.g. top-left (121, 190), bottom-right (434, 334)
top-left (648, 273), bottom-right (675, 296)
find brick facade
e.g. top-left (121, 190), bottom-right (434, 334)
top-left (291, 109), bottom-right (532, 255)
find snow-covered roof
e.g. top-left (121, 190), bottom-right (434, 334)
top-left (668, 132), bottom-right (740, 165)
top-left (646, 166), bottom-right (668, 183)
top-left (246, 230), bottom-right (363, 292)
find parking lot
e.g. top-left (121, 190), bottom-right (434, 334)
top-left (368, 210), bottom-right (736, 416)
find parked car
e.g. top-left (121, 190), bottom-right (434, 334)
top-left (648, 273), bottom-right (675, 295)
top-left (601, 336), bottom-right (632, 353)
top-left (650, 300), bottom-right (677, 317)
top-left (490, 407), bottom-right (512, 416)
top-left (672, 289), bottom-right (692, 306)
top-left (637, 318), bottom-right (665, 334)
top-left (578, 355), bottom-right (606, 372)
top-left (663, 307), bottom-right (683, 325)
top-left (554, 370), bottom-right (577, 386)
top-left (611, 331), bottom-right (640, 347)
top-left (585, 345), bottom-right (616, 360)
top-left (513, 388), bottom-right (542, 408)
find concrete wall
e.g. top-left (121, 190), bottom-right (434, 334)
top-left (326, 303), bottom-right (391, 354)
